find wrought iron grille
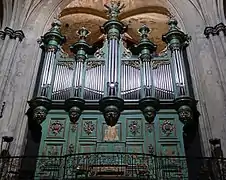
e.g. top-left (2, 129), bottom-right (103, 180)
top-left (0, 153), bottom-right (226, 180)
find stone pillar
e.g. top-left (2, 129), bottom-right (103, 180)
top-left (200, 23), bottom-right (226, 157)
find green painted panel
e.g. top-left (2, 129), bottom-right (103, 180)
top-left (37, 109), bottom-right (187, 179)
top-left (39, 109), bottom-right (185, 156)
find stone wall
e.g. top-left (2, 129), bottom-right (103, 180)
top-left (0, 0), bottom-right (225, 157)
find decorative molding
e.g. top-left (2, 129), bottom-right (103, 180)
top-left (146, 123), bottom-right (154, 133)
top-left (68, 144), bottom-right (74, 154)
top-left (204, 23), bottom-right (226, 38)
top-left (0, 27), bottom-right (25, 41)
top-left (71, 123), bottom-right (78, 132)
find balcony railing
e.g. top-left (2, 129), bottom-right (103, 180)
top-left (0, 153), bottom-right (225, 179)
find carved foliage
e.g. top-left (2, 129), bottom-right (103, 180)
top-left (71, 123), bottom-right (78, 132)
top-left (161, 120), bottom-right (175, 136)
top-left (83, 121), bottom-right (95, 135)
top-left (129, 120), bottom-right (140, 136)
top-left (49, 121), bottom-right (64, 135)
top-left (86, 60), bottom-right (105, 70)
top-left (146, 123), bottom-right (154, 133)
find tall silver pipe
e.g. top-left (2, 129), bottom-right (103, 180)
top-left (111, 40), bottom-right (115, 82)
top-left (41, 52), bottom-right (50, 92)
top-left (114, 39), bottom-right (118, 83)
top-left (40, 51), bottom-right (56, 97)
top-left (108, 42), bottom-right (112, 83)
top-left (172, 48), bottom-right (187, 96)
top-left (123, 63), bottom-right (126, 94)
top-left (147, 61), bottom-right (151, 96)
top-left (53, 65), bottom-right (59, 99)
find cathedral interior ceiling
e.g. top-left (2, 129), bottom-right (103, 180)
top-left (59, 0), bottom-right (170, 56)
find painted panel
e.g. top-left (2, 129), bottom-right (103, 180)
top-left (97, 142), bottom-right (126, 152)
top-left (126, 143), bottom-right (144, 154)
top-left (78, 142), bottom-right (97, 153)
top-left (102, 123), bottom-right (122, 142)
top-left (41, 142), bottom-right (65, 156)
top-left (159, 143), bottom-right (180, 156)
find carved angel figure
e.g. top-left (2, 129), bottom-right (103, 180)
top-left (104, 1), bottom-right (125, 19)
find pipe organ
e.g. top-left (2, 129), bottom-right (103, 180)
top-left (30, 1), bottom-right (197, 132)
top-left (27, 2), bottom-right (199, 179)
top-left (37, 32), bottom-right (180, 101)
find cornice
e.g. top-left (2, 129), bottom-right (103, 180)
top-left (0, 27), bottom-right (25, 41)
top-left (204, 22), bottom-right (226, 38)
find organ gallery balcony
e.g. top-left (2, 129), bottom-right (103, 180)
top-left (0, 153), bottom-right (226, 180)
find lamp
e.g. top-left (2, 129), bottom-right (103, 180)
top-left (0, 136), bottom-right (13, 157)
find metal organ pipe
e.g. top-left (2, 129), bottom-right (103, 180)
top-left (171, 48), bottom-right (187, 96)
top-left (136, 25), bottom-right (156, 99)
top-left (162, 18), bottom-right (191, 97)
top-left (39, 48), bottom-right (57, 98)
top-left (106, 37), bottom-right (120, 96)
top-left (37, 19), bottom-right (65, 100)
